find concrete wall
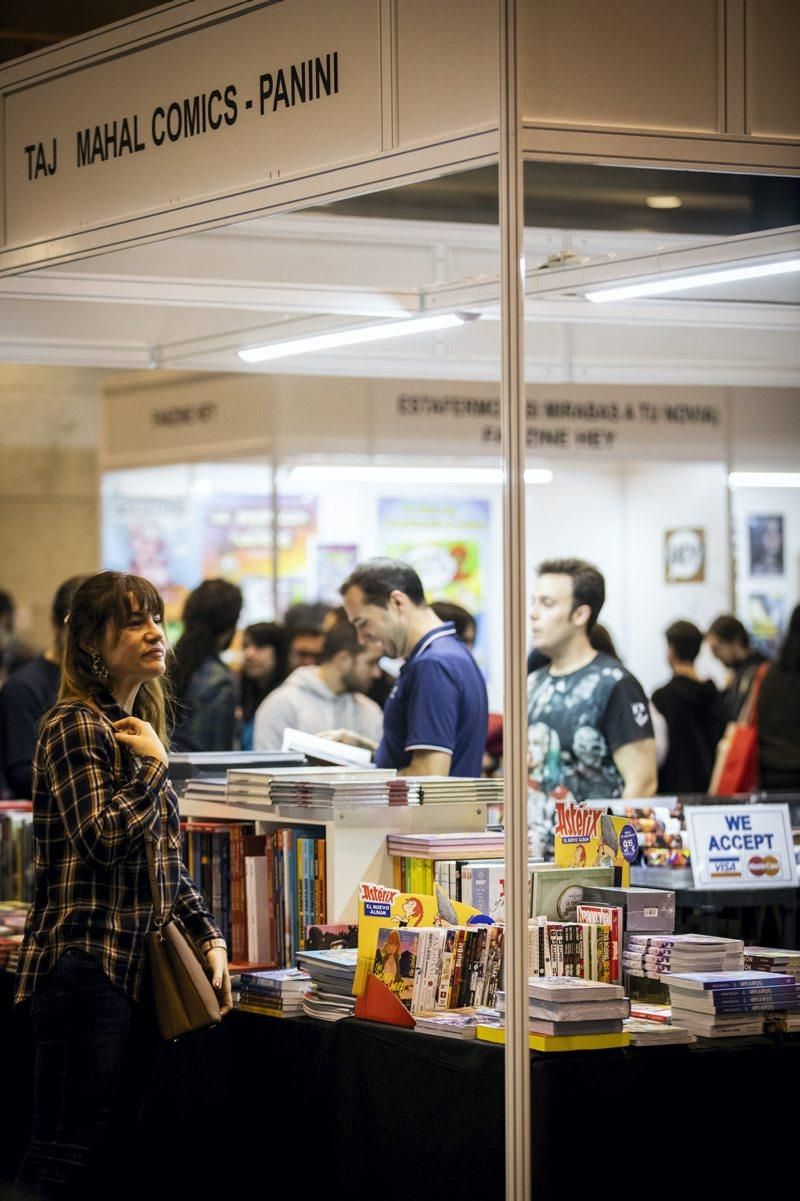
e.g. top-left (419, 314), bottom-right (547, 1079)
top-left (0, 366), bottom-right (101, 651)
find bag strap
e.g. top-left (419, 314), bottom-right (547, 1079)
top-left (739, 661), bottom-right (770, 728)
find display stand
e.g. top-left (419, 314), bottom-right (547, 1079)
top-left (353, 973), bottom-right (416, 1028)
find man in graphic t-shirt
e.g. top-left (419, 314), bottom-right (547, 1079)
top-left (527, 558), bottom-right (656, 859)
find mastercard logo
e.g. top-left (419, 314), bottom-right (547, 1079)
top-left (748, 855), bottom-right (780, 877)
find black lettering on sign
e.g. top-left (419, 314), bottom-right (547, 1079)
top-left (151, 403), bottom-right (217, 427)
top-left (76, 116), bottom-right (145, 167)
top-left (25, 140), bottom-right (58, 180)
top-left (150, 86), bottom-right (238, 148)
top-left (259, 51), bottom-right (339, 115)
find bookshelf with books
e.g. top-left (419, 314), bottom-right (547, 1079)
top-left (179, 796), bottom-right (488, 930)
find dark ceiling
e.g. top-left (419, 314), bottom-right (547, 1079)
top-left (3, 2), bottom-right (798, 238)
top-left (0, 0), bottom-right (166, 63)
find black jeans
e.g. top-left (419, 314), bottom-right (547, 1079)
top-left (13, 950), bottom-right (137, 1201)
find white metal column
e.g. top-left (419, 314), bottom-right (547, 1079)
top-left (499, 1), bottom-right (531, 1197)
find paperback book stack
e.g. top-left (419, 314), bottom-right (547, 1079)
top-left (414, 777), bottom-right (504, 809)
top-left (237, 967), bottom-right (311, 1017)
top-left (622, 1017), bottom-right (696, 1046)
top-left (743, 947), bottom-right (800, 1030)
top-left (169, 750), bottom-right (303, 798)
top-left (664, 970), bottom-right (800, 1038)
top-left (295, 947), bottom-right (358, 1021)
top-left (623, 933), bottom-right (744, 985)
top-left (744, 945), bottom-right (800, 981)
top-left (477, 976), bottom-right (631, 1052)
top-left (227, 766), bottom-right (398, 806)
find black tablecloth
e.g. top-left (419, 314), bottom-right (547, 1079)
top-left (2, 971), bottom-right (799, 1200)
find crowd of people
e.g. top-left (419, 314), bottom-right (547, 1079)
top-left (1, 558), bottom-right (798, 1198)
top-left (1, 561), bottom-right (798, 810)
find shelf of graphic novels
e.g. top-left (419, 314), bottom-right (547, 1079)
top-left (176, 754), bottom-right (494, 925)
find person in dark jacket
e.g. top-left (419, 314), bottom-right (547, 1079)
top-left (652, 620), bottom-right (726, 794)
top-left (757, 603), bottom-right (800, 791)
top-left (0, 575), bottom-right (87, 797)
top-left (169, 578), bottom-right (243, 751)
top-left (706, 613), bottom-right (768, 722)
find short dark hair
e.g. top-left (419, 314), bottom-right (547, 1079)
top-left (52, 575), bottom-right (90, 626)
top-left (666, 619), bottom-right (703, 663)
top-left (707, 614), bottom-right (749, 648)
top-left (321, 618), bottom-right (362, 662)
top-left (537, 558), bottom-right (605, 633)
top-left (0, 590), bottom-right (14, 622)
top-left (431, 601), bottom-right (475, 642)
top-left (340, 557), bottom-right (426, 608)
top-left (283, 601), bottom-right (335, 632)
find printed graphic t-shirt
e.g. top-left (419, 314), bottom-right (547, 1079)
top-left (526, 652), bottom-right (653, 858)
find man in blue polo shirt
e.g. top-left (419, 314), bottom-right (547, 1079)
top-left (338, 558), bottom-right (488, 777)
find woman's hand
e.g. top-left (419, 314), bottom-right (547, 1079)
top-left (205, 947), bottom-right (233, 1017)
top-left (112, 716), bottom-right (169, 767)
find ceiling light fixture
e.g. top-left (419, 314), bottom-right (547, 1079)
top-left (728, 471), bottom-right (800, 489)
top-left (288, 465), bottom-right (553, 485)
top-left (645, 194), bottom-right (683, 209)
top-left (238, 312), bottom-right (475, 363)
top-left (585, 257), bottom-right (800, 303)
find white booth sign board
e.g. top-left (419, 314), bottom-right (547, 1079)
top-left (101, 374), bottom-right (729, 467)
top-left (4, 0), bottom-right (382, 248)
top-left (684, 804), bottom-right (795, 889)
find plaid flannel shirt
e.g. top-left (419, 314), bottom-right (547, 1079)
top-left (14, 690), bottom-right (222, 1004)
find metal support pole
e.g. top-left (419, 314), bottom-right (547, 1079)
top-left (499, 1), bottom-right (531, 1197)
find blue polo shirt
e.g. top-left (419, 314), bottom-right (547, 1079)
top-left (375, 622), bottom-right (488, 777)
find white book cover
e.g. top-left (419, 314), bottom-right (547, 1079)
top-left (280, 727), bottom-right (374, 767)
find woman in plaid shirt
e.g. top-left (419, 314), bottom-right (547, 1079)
top-left (13, 571), bottom-right (231, 1199)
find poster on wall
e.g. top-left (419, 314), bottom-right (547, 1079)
top-left (316, 545), bottom-right (359, 606)
top-left (663, 527), bottom-right (705, 583)
top-left (203, 495), bottom-right (317, 624)
top-left (746, 592), bottom-right (785, 657)
top-left (102, 495), bottom-right (202, 633)
top-left (378, 497), bottom-right (490, 668)
top-left (747, 514), bottom-right (784, 576)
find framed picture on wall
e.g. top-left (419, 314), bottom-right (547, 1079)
top-left (663, 527), bottom-right (705, 583)
top-left (746, 593), bottom-right (785, 657)
top-left (748, 514), bottom-right (784, 576)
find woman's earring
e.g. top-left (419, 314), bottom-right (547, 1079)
top-left (91, 653), bottom-right (109, 682)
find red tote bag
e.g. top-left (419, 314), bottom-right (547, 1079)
top-left (708, 663), bottom-right (769, 795)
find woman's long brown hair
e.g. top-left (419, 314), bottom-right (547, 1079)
top-left (59, 571), bottom-right (172, 743)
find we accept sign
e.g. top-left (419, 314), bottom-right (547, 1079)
top-left (684, 805), bottom-right (795, 888)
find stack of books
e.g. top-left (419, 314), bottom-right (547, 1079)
top-left (623, 933), bottom-right (744, 982)
top-left (414, 777), bottom-right (504, 807)
top-left (623, 1017), bottom-right (696, 1046)
top-left (477, 976), bottom-right (631, 1052)
top-left (413, 1010), bottom-right (482, 1039)
top-left (169, 750), bottom-right (304, 798)
top-left (744, 945), bottom-right (800, 981)
top-left (296, 947), bottom-right (358, 1021)
top-left (227, 767), bottom-right (399, 807)
top-left (237, 967), bottom-right (311, 1017)
top-left (664, 970), bottom-right (800, 1038)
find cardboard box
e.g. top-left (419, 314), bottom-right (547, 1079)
top-left (581, 885), bottom-right (675, 932)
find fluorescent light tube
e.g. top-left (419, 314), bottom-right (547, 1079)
top-left (729, 472), bottom-right (800, 489)
top-left (238, 313), bottom-right (468, 362)
top-left (288, 465), bottom-right (553, 485)
top-left (585, 257), bottom-right (800, 303)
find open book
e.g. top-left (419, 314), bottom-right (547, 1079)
top-left (281, 726), bottom-right (374, 768)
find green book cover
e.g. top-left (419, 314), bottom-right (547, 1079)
top-left (531, 866), bottom-right (615, 922)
